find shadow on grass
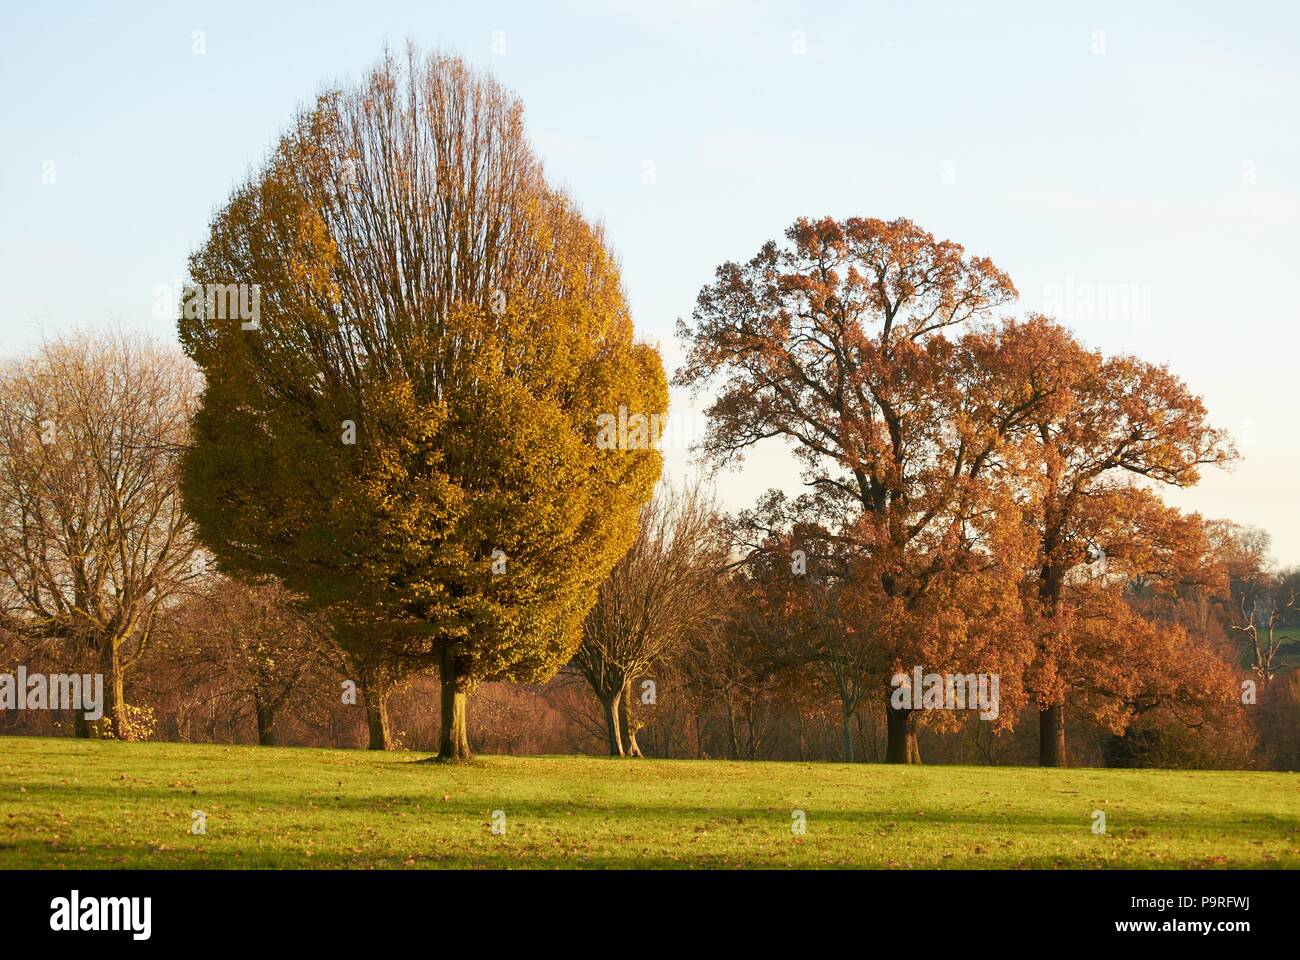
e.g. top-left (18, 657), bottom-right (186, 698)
top-left (0, 832), bottom-right (1288, 870)
top-left (8, 781), bottom-right (1298, 837)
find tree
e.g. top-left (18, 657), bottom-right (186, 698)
top-left (1210, 523), bottom-right (1296, 689)
top-left (574, 482), bottom-right (724, 756)
top-left (1000, 315), bottom-right (1234, 765)
top-left (162, 578), bottom-right (341, 746)
top-left (0, 332), bottom-right (200, 739)
top-left (676, 216), bottom-right (1039, 763)
top-left (727, 493), bottom-right (879, 762)
top-left (346, 644), bottom-right (426, 751)
top-left (678, 573), bottom-right (783, 760)
top-left (179, 47), bottom-right (665, 760)
top-left (1087, 585), bottom-right (1240, 768)
top-left (1206, 522), bottom-right (1300, 765)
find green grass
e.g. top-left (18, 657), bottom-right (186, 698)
top-left (1, 735), bottom-right (1297, 868)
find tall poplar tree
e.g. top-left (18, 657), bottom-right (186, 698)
top-left (180, 47), bottom-right (665, 759)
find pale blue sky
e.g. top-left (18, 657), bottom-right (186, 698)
top-left (2, 1), bottom-right (1297, 563)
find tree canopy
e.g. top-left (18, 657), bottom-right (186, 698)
top-left (179, 47), bottom-right (666, 759)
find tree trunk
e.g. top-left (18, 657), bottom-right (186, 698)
top-left (437, 645), bottom-right (471, 761)
top-left (854, 707), bottom-right (874, 762)
top-left (602, 691), bottom-right (623, 757)
top-left (725, 696), bottom-right (740, 759)
top-left (840, 707), bottom-right (855, 763)
top-left (619, 679), bottom-right (642, 757)
top-left (1038, 701), bottom-right (1067, 767)
top-left (100, 641), bottom-right (126, 740)
top-left (885, 697), bottom-right (921, 764)
top-left (73, 709), bottom-right (91, 738)
top-left (254, 695), bottom-right (276, 746)
top-left (362, 665), bottom-right (391, 750)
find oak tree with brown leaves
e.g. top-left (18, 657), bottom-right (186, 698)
top-left (677, 217), bottom-right (1041, 763)
top-left (1002, 315), bottom-right (1235, 765)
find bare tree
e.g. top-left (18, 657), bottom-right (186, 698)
top-left (0, 332), bottom-right (200, 738)
top-left (1211, 523), bottom-right (1296, 689)
top-left (159, 578), bottom-right (342, 746)
top-left (574, 482), bottom-right (724, 756)
top-left (677, 578), bottom-right (786, 760)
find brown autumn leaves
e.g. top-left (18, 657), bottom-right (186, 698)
top-left (675, 215), bottom-right (1239, 765)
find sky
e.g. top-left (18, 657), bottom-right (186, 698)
top-left (1, 1), bottom-right (1297, 564)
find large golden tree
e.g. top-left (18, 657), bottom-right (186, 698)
top-left (179, 47), bottom-right (665, 759)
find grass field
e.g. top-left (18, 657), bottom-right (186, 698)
top-left (1, 735), bottom-right (1297, 869)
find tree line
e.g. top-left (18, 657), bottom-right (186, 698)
top-left (1, 47), bottom-right (1295, 769)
